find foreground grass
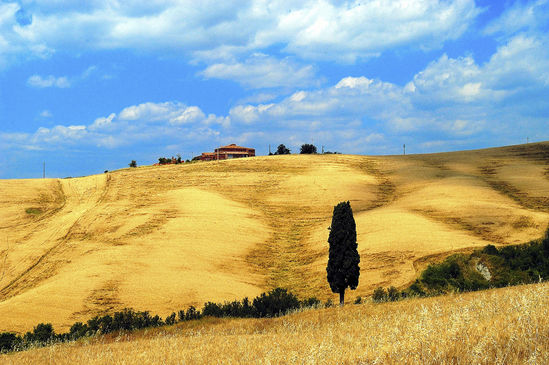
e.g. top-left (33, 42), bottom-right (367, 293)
top-left (3, 282), bottom-right (548, 364)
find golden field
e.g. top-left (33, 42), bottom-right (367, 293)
top-left (0, 142), bottom-right (548, 333)
top-left (3, 282), bottom-right (548, 364)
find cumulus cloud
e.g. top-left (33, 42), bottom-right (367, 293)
top-left (201, 54), bottom-right (317, 89)
top-left (484, 0), bottom-right (549, 38)
top-left (2, 0), bottom-right (481, 66)
top-left (118, 102), bottom-right (209, 126)
top-left (253, 0), bottom-right (480, 62)
top-left (4, 101), bottom-right (226, 151)
top-left (224, 27), bottom-right (549, 148)
top-left (27, 74), bottom-right (70, 88)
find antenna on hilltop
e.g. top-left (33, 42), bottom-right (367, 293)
top-left (403, 144), bottom-right (406, 156)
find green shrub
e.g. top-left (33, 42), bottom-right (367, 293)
top-left (252, 288), bottom-right (300, 317)
top-left (372, 287), bottom-right (387, 302)
top-left (387, 286), bottom-right (400, 301)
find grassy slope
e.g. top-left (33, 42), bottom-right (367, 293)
top-left (3, 282), bottom-right (548, 364)
top-left (0, 142), bottom-right (548, 333)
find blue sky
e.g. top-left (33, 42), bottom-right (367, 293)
top-left (1, 0), bottom-right (548, 178)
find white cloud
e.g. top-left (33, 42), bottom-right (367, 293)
top-left (4, 101), bottom-right (227, 150)
top-left (27, 74), bottom-right (70, 88)
top-left (90, 113), bottom-right (116, 131)
top-left (118, 102), bottom-right (208, 126)
top-left (39, 109), bottom-right (52, 118)
top-left (484, 0), bottom-right (549, 38)
top-left (2, 0), bottom-right (481, 67)
top-left (252, 0), bottom-right (480, 62)
top-left (200, 54), bottom-right (317, 89)
top-left (31, 125), bottom-right (87, 145)
top-left (335, 77), bottom-right (373, 89)
top-left (225, 28), bottom-right (549, 146)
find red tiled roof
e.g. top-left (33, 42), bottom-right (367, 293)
top-left (218, 143), bottom-right (253, 150)
top-left (219, 151), bottom-right (252, 155)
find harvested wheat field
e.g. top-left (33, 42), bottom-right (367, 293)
top-left (0, 142), bottom-right (548, 333)
top-left (3, 282), bottom-right (548, 364)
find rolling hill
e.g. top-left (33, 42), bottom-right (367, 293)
top-left (1, 142), bottom-right (548, 333)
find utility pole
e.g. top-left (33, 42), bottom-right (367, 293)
top-left (269, 144), bottom-right (271, 155)
top-left (403, 144), bottom-right (406, 156)
top-left (322, 145), bottom-right (324, 154)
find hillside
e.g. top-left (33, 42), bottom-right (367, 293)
top-left (1, 142), bottom-right (548, 333)
top-left (3, 282), bottom-right (548, 364)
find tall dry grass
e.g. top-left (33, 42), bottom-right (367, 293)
top-left (3, 282), bottom-right (548, 364)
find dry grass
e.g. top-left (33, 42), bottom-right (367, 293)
top-left (3, 282), bottom-right (548, 364)
top-left (0, 142), bottom-right (549, 333)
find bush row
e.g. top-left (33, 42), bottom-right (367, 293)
top-left (0, 288), bottom-right (320, 354)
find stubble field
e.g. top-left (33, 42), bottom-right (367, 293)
top-left (0, 142), bottom-right (548, 333)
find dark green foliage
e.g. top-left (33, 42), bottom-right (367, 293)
top-left (275, 144), bottom-right (291, 155)
top-left (300, 144), bottom-right (317, 154)
top-left (202, 302), bottom-right (224, 317)
top-left (482, 244), bottom-right (499, 255)
top-left (327, 201), bottom-right (360, 305)
top-left (408, 281), bottom-right (425, 296)
top-left (69, 322), bottom-right (88, 340)
top-left (420, 256), bottom-right (462, 289)
top-left (252, 288), bottom-right (301, 317)
top-left (165, 312), bottom-right (176, 325)
top-left (30, 323), bottom-right (55, 343)
top-left (129, 160), bottom-right (137, 168)
top-left (301, 297), bottom-right (321, 308)
top-left (372, 287), bottom-right (387, 302)
top-left (387, 286), bottom-right (400, 301)
top-left (0, 333), bottom-right (19, 353)
top-left (185, 306), bottom-right (201, 320)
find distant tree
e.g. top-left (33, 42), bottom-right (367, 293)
top-left (300, 144), bottom-right (317, 154)
top-left (275, 144), bottom-right (291, 155)
top-left (326, 201), bottom-right (360, 306)
top-left (129, 160), bottom-right (137, 168)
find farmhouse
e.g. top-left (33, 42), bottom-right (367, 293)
top-left (199, 144), bottom-right (255, 161)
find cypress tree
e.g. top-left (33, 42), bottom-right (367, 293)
top-left (326, 201), bottom-right (360, 306)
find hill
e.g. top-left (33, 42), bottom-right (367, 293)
top-left (1, 142), bottom-right (548, 333)
top-left (3, 282), bottom-right (548, 364)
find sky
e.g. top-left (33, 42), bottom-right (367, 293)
top-left (1, 0), bottom-right (548, 179)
